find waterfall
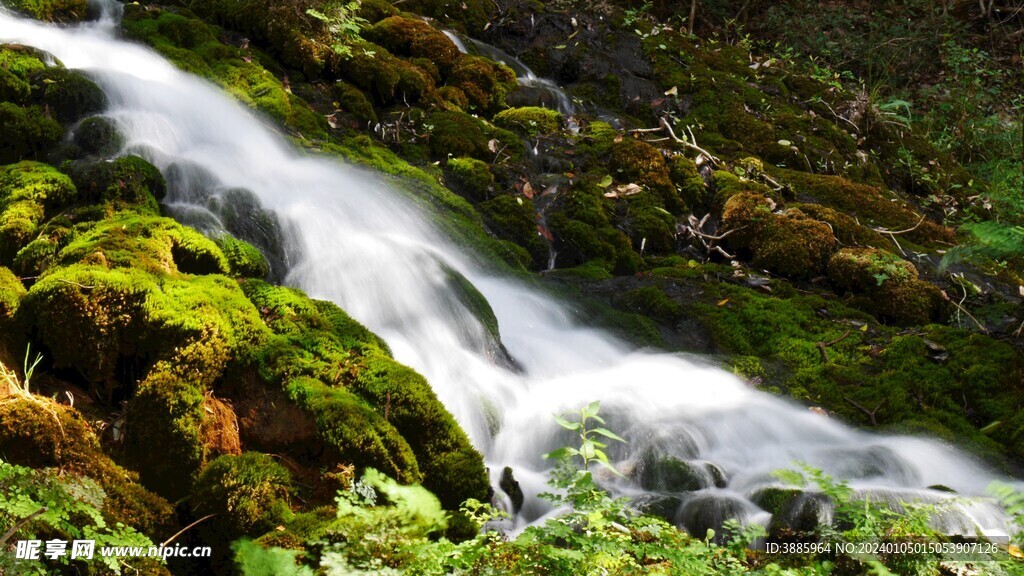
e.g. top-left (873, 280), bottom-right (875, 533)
top-left (1, 4), bottom-right (1017, 537)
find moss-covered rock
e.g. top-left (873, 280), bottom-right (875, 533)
top-left (751, 212), bottom-right (837, 278)
top-left (478, 195), bottom-right (547, 270)
top-left (611, 139), bottom-right (684, 214)
top-left (618, 286), bottom-right (682, 324)
top-left (72, 116), bottom-right (124, 158)
top-left (424, 110), bottom-right (519, 161)
top-left (492, 106), bottom-right (563, 137)
top-left (67, 155), bottom-right (166, 212)
top-left (30, 67), bottom-right (107, 124)
top-left (0, 397), bottom-right (174, 537)
top-left (217, 234), bottom-right (270, 278)
top-left (0, 161), bottom-right (76, 264)
top-left (57, 213), bottom-right (229, 275)
top-left (331, 80), bottom-right (378, 125)
top-left (192, 452), bottom-right (293, 540)
top-left (667, 154), bottom-right (706, 210)
top-left (448, 54), bottom-right (516, 114)
top-left (3, 0), bottom-right (88, 22)
top-left (444, 157), bottom-right (494, 202)
top-left (0, 103), bottom-right (63, 165)
top-left (0, 266), bottom-right (25, 329)
top-left (827, 247), bottom-right (946, 324)
top-left (365, 16), bottom-right (460, 73)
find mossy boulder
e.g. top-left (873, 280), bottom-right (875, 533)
top-left (711, 169), bottom-right (776, 208)
top-left (31, 67), bottom-right (107, 124)
top-left (448, 54), bottom-right (516, 114)
top-left (192, 452), bottom-right (293, 540)
top-left (0, 45), bottom-right (47, 103)
top-left (611, 139), bottom-right (684, 214)
top-left (668, 154), bottom-right (707, 209)
top-left (57, 214), bottom-right (230, 275)
top-left (722, 193), bottom-right (837, 278)
top-left (424, 110), bottom-right (519, 161)
top-left (72, 116), bottom-right (124, 158)
top-left (751, 213), bottom-right (837, 278)
top-left (790, 203), bottom-right (887, 249)
top-left (18, 264), bottom-right (266, 403)
top-left (67, 155), bottom-right (166, 212)
top-left (444, 157), bottom-right (494, 202)
top-left (0, 103), bottom-right (63, 165)
top-left (0, 161), bottom-right (76, 264)
top-left (216, 234), bottom-right (270, 278)
top-left (331, 81), bottom-right (378, 125)
top-left (241, 280), bottom-right (489, 509)
top-left (365, 16), bottom-right (460, 73)
top-left (492, 106), bottom-right (563, 137)
top-left (827, 247), bottom-right (946, 324)
top-left (618, 286), bottom-right (682, 324)
top-left (478, 195), bottom-right (547, 270)
top-left (337, 41), bottom-right (434, 105)
top-left (0, 397), bottom-right (175, 537)
top-left (4, 0), bottom-right (88, 22)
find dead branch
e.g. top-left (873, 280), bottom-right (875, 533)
top-left (817, 329), bottom-right (851, 363)
top-left (843, 395), bottom-right (886, 426)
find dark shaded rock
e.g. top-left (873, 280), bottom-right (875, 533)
top-left (499, 466), bottom-right (524, 514)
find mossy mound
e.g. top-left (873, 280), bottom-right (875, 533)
top-left (424, 110), bottom-right (520, 161)
top-left (192, 452), bottom-right (294, 541)
top-left (72, 116), bottom-right (125, 158)
top-left (365, 16), bottom-right (460, 72)
top-left (493, 106), bottom-right (563, 137)
top-left (67, 155), bottom-right (166, 213)
top-left (0, 103), bottom-right (63, 165)
top-left (3, 0), bottom-right (88, 22)
top-left (0, 266), bottom-right (25, 323)
top-left (31, 67), bottom-right (107, 124)
top-left (478, 195), bottom-right (547, 270)
top-left (57, 213), bottom-right (229, 275)
top-left (611, 139), bottom-right (684, 214)
top-left (0, 397), bottom-right (175, 537)
top-left (123, 7), bottom-right (327, 138)
top-left (337, 40), bottom-right (435, 106)
top-left (722, 192), bottom-right (837, 278)
top-left (448, 54), bottom-right (516, 114)
top-left (444, 157), bottom-right (494, 202)
top-left (241, 280), bottom-right (489, 509)
top-left (667, 154), bottom-right (706, 210)
top-left (217, 234), bottom-right (270, 278)
top-left (0, 161), bottom-right (76, 263)
top-left (827, 248), bottom-right (946, 325)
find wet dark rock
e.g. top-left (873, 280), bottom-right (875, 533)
top-left (499, 466), bottom-right (524, 514)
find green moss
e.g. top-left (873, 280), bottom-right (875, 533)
top-left (0, 266), bottom-right (25, 322)
top-left (0, 397), bottom-right (174, 537)
top-left (618, 286), bottom-right (681, 324)
top-left (331, 81), bottom-right (378, 125)
top-left (193, 452), bottom-right (293, 540)
top-left (448, 55), bottom-right (517, 114)
top-left (711, 169), bottom-right (776, 207)
top-left (751, 213), bottom-right (837, 279)
top-left (478, 195), bottom-right (547, 270)
top-left (667, 155), bottom-right (706, 210)
top-left (437, 85), bottom-right (468, 110)
top-left (492, 106), bottom-right (563, 137)
top-left (828, 248), bottom-right (916, 292)
top-left (31, 67), bottom-right (107, 124)
top-left (0, 162), bottom-right (76, 264)
top-left (73, 116), bottom-right (124, 158)
top-left (58, 213), bottom-right (229, 275)
top-left (366, 16), bottom-right (460, 72)
top-left (3, 0), bottom-right (88, 22)
top-left (826, 247), bottom-right (946, 325)
top-left (240, 281), bottom-right (488, 508)
top-left (217, 234), bottom-right (270, 278)
top-left (774, 169), bottom-right (952, 245)
top-left (0, 103), bottom-right (63, 165)
top-left (625, 205), bottom-right (676, 254)
top-left (611, 139), bottom-right (683, 214)
top-left (68, 155), bottom-right (166, 213)
top-left (18, 264), bottom-right (266, 403)
top-left (790, 203), bottom-right (887, 249)
top-left (444, 157), bottom-right (494, 202)
top-left (400, 0), bottom-right (494, 35)
top-left (124, 8), bottom-right (327, 139)
top-left (424, 110), bottom-right (520, 162)
top-left (576, 121), bottom-right (619, 158)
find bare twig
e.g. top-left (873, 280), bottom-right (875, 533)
top-left (160, 514), bottom-right (218, 548)
top-left (843, 395), bottom-right (886, 426)
top-left (817, 330), bottom-right (852, 363)
top-left (0, 507), bottom-right (48, 546)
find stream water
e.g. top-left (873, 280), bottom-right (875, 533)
top-left (1, 3), bottom-right (1017, 538)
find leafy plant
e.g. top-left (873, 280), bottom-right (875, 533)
top-left (307, 0), bottom-right (367, 59)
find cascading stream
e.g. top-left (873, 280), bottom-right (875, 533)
top-left (2, 4), bottom-right (1018, 537)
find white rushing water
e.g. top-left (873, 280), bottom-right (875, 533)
top-left (1, 3), bottom-right (1017, 536)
